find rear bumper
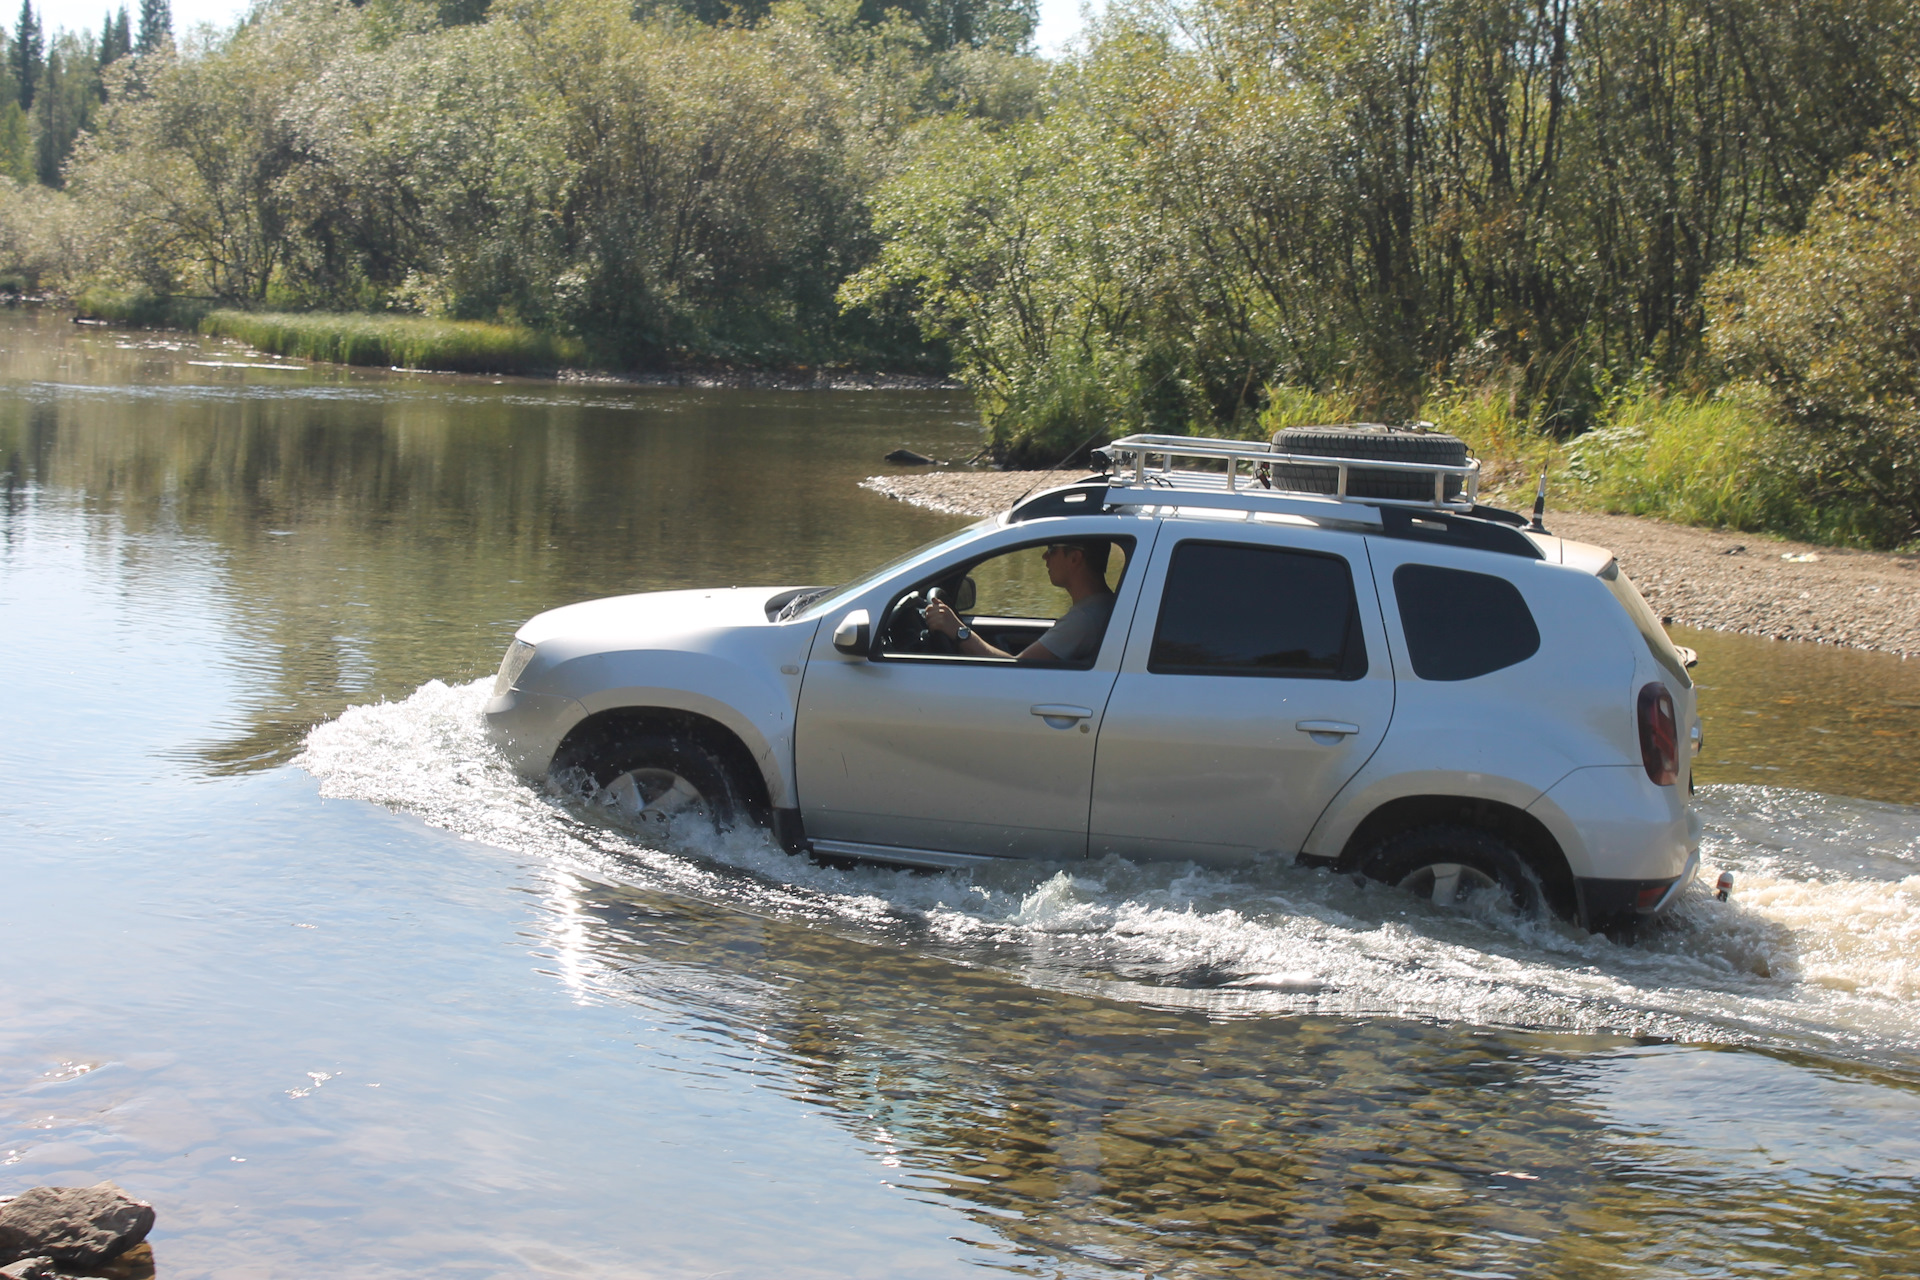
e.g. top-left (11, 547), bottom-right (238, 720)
top-left (1574, 843), bottom-right (1701, 928)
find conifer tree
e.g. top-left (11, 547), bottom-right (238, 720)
top-left (11, 0), bottom-right (40, 110)
top-left (134, 0), bottom-right (167, 54)
top-left (100, 6), bottom-right (131, 64)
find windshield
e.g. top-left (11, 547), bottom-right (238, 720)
top-left (1599, 559), bottom-right (1692, 688)
top-left (791, 519), bottom-right (996, 622)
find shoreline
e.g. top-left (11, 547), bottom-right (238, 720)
top-left (863, 470), bottom-right (1920, 657)
top-left (52, 300), bottom-right (962, 390)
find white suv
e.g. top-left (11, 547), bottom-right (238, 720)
top-left (485, 430), bottom-right (1702, 930)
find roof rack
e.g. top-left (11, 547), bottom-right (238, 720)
top-left (1094, 432), bottom-right (1480, 516)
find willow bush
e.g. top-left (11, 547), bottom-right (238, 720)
top-left (1706, 152), bottom-right (1920, 546)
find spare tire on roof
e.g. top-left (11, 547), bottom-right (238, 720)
top-left (1272, 424), bottom-right (1469, 501)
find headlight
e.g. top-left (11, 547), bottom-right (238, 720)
top-left (493, 639), bottom-right (536, 696)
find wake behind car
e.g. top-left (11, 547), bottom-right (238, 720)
top-left (485, 427), bottom-right (1702, 931)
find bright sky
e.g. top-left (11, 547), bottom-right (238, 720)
top-left (30, 0), bottom-right (1096, 51)
top-left (30, 0), bottom-right (251, 40)
top-left (1033, 0), bottom-right (1100, 56)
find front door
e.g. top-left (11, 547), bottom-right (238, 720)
top-left (1089, 526), bottom-right (1396, 865)
top-left (794, 530), bottom-right (1146, 861)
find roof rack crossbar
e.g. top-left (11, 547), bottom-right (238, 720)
top-left (1099, 432), bottom-right (1480, 513)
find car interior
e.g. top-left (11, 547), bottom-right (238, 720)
top-left (878, 537), bottom-right (1135, 663)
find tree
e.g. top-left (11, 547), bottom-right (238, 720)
top-left (1710, 152), bottom-right (1920, 546)
top-left (101, 7), bottom-right (132, 65)
top-left (12, 0), bottom-right (41, 109)
top-left (36, 33), bottom-right (103, 186)
top-left (135, 0), bottom-right (168, 54)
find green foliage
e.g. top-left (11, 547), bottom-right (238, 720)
top-left (0, 176), bottom-right (82, 290)
top-left (12, 0), bottom-right (41, 110)
top-left (36, 33), bottom-right (104, 186)
top-left (1553, 387), bottom-right (1897, 543)
top-left (0, 101), bottom-right (29, 183)
top-left (1707, 152), bottom-right (1920, 548)
top-left (64, 0), bottom-right (951, 371)
top-left (199, 309), bottom-right (586, 373)
top-left (74, 283), bottom-right (215, 325)
top-left (860, 0), bottom-right (1920, 464)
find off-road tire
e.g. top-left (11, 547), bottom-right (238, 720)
top-left (571, 729), bottom-right (748, 833)
top-left (1359, 823), bottom-right (1542, 914)
top-left (1273, 426), bottom-right (1469, 501)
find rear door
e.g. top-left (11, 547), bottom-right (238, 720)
top-left (1088, 522), bottom-right (1395, 865)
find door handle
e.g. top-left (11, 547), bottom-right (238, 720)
top-left (1031, 704), bottom-right (1094, 729)
top-left (1295, 720), bottom-right (1361, 738)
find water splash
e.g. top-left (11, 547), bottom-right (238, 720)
top-left (299, 679), bottom-right (1920, 1066)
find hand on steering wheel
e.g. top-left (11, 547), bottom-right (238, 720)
top-left (924, 596), bottom-right (961, 638)
top-left (921, 593), bottom-right (962, 654)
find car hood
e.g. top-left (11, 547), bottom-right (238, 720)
top-left (516, 586), bottom-right (799, 650)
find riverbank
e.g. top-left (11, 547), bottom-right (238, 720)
top-left (863, 470), bottom-right (1920, 656)
top-left (68, 295), bottom-right (956, 385)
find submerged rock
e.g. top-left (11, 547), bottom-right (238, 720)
top-left (884, 447), bottom-right (935, 465)
top-left (0, 1183), bottom-right (155, 1269)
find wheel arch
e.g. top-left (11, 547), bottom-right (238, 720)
top-left (1334, 794), bottom-right (1577, 920)
top-left (553, 706), bottom-right (775, 825)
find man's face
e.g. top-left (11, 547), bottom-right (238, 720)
top-left (1042, 543), bottom-right (1081, 589)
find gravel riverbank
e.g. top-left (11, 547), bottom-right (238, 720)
top-left (862, 470), bottom-right (1920, 656)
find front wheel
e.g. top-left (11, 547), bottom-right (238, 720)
top-left (1360, 824), bottom-right (1541, 915)
top-left (573, 730), bottom-right (747, 834)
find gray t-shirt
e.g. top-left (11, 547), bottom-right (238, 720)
top-left (1037, 591), bottom-right (1116, 663)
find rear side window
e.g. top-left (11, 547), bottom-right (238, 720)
top-left (1149, 541), bottom-right (1366, 679)
top-left (1393, 564), bottom-right (1540, 680)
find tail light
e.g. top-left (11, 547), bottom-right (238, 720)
top-left (1638, 682), bottom-right (1678, 785)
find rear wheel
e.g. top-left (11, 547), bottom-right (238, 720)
top-left (1360, 824), bottom-right (1541, 914)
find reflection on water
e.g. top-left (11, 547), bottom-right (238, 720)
top-left (1682, 625), bottom-right (1920, 805)
top-left (4, 308), bottom-right (1920, 1277)
top-left (0, 310), bottom-right (976, 772)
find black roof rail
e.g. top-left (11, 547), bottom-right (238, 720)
top-left (1007, 478), bottom-right (1110, 522)
top-left (1375, 506), bottom-right (1543, 559)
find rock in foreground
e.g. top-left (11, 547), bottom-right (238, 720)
top-left (0, 1184), bottom-right (154, 1270)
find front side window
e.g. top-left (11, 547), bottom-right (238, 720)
top-left (1148, 541), bottom-right (1366, 679)
top-left (879, 535), bottom-right (1135, 665)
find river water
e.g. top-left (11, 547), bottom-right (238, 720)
top-left (2, 309), bottom-right (1918, 1278)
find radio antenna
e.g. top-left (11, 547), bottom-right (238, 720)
top-left (1529, 466), bottom-right (1549, 533)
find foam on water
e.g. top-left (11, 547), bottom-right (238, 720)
top-left (299, 679), bottom-right (1920, 1066)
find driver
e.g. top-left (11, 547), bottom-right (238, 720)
top-left (924, 539), bottom-right (1116, 664)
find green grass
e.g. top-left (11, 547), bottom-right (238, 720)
top-left (75, 296), bottom-right (584, 375)
top-left (1557, 386), bottom-right (1908, 548)
top-left (199, 310), bottom-right (586, 374)
top-left (74, 287), bottom-right (220, 329)
top-left (1251, 379), bottom-right (1907, 549)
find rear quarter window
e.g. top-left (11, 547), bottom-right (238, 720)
top-left (1393, 563), bottom-right (1541, 681)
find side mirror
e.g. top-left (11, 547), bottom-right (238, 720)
top-left (955, 576), bottom-right (977, 613)
top-left (832, 609), bottom-right (871, 655)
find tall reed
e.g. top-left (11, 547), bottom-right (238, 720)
top-left (199, 311), bottom-right (586, 374)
